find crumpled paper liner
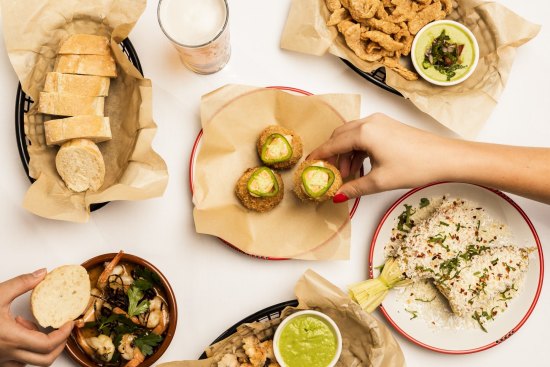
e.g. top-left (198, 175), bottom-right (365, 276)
top-left (1, 0), bottom-right (168, 222)
top-left (192, 84), bottom-right (360, 260)
top-left (159, 270), bottom-right (406, 367)
top-left (281, 0), bottom-right (540, 138)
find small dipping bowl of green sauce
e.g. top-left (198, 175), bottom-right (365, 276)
top-left (273, 310), bottom-right (342, 367)
top-left (411, 20), bottom-right (479, 86)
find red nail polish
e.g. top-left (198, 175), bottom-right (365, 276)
top-left (333, 193), bottom-right (349, 203)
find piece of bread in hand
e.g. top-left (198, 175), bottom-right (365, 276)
top-left (56, 139), bottom-right (106, 192)
top-left (45, 116), bottom-right (112, 146)
top-left (31, 265), bottom-right (91, 328)
top-left (58, 34), bottom-right (110, 55)
top-left (44, 72), bottom-right (110, 96)
top-left (55, 54), bottom-right (117, 78)
top-left (38, 92), bottom-right (104, 117)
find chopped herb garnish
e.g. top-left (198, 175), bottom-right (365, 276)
top-left (420, 198), bottom-right (430, 208)
top-left (491, 258), bottom-right (499, 266)
top-left (405, 308), bottom-right (418, 320)
top-left (415, 296), bottom-right (436, 303)
top-left (439, 221), bottom-right (449, 226)
top-left (127, 286), bottom-right (150, 317)
top-left (422, 29), bottom-right (467, 81)
top-left (134, 333), bottom-right (163, 356)
top-left (397, 204), bottom-right (415, 232)
top-left (456, 223), bottom-right (461, 231)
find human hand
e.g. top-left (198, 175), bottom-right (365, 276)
top-left (0, 269), bottom-right (74, 367)
top-left (308, 113), bottom-right (455, 202)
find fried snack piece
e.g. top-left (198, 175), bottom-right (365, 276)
top-left (365, 18), bottom-right (401, 34)
top-left (257, 125), bottom-right (303, 169)
top-left (327, 7), bottom-right (350, 26)
top-left (235, 167), bottom-right (284, 212)
top-left (348, 0), bottom-right (380, 21)
top-left (326, 0), bottom-right (343, 12)
top-left (383, 57), bottom-right (418, 80)
top-left (339, 21), bottom-right (387, 62)
top-left (408, 2), bottom-right (446, 34)
top-left (293, 160), bottom-right (342, 203)
top-left (361, 30), bottom-right (404, 51)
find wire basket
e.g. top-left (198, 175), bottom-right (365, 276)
top-left (198, 300), bottom-right (298, 359)
top-left (15, 38), bottom-right (143, 212)
top-left (341, 59), bottom-right (403, 97)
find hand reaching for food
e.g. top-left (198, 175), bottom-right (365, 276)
top-left (0, 270), bottom-right (73, 367)
top-left (309, 113), bottom-right (550, 204)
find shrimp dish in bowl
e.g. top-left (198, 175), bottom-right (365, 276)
top-left (65, 251), bottom-right (178, 367)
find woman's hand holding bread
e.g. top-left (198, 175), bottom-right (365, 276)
top-left (0, 270), bottom-right (73, 367)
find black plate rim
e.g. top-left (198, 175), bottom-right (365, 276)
top-left (15, 38), bottom-right (144, 212)
top-left (198, 299), bottom-right (299, 359)
top-left (340, 58), bottom-right (403, 97)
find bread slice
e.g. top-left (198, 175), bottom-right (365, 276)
top-left (56, 139), bottom-right (106, 192)
top-left (55, 54), bottom-right (117, 77)
top-left (45, 116), bottom-right (112, 146)
top-left (44, 72), bottom-right (110, 96)
top-left (31, 265), bottom-right (91, 328)
top-left (38, 92), bottom-right (104, 117)
top-left (58, 34), bottom-right (110, 55)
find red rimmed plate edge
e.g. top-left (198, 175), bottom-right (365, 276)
top-left (368, 181), bottom-right (544, 354)
top-left (188, 86), bottom-right (361, 260)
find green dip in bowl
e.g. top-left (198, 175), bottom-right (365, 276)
top-left (274, 310), bottom-right (342, 367)
top-left (411, 20), bottom-right (479, 86)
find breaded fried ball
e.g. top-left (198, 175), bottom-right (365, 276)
top-left (257, 125), bottom-right (303, 169)
top-left (235, 167), bottom-right (284, 212)
top-left (293, 160), bottom-right (342, 203)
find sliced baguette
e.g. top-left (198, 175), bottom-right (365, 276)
top-left (44, 72), bottom-right (110, 96)
top-left (45, 116), bottom-right (112, 146)
top-left (31, 265), bottom-right (91, 328)
top-left (38, 92), bottom-right (104, 117)
top-left (56, 139), bottom-right (105, 192)
top-left (58, 34), bottom-right (110, 55)
top-left (55, 54), bottom-right (117, 77)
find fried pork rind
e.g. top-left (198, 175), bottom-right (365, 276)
top-left (325, 0), bottom-right (455, 80)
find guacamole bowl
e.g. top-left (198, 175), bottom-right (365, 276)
top-left (273, 310), bottom-right (342, 367)
top-left (411, 20), bottom-right (479, 86)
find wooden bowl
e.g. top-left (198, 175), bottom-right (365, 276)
top-left (65, 252), bottom-right (178, 367)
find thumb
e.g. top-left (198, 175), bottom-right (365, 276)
top-left (0, 269), bottom-right (47, 305)
top-left (333, 173), bottom-right (384, 203)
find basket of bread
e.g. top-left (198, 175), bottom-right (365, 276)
top-left (2, 0), bottom-right (168, 222)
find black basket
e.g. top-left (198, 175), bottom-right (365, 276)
top-left (15, 38), bottom-right (143, 212)
top-left (341, 59), bottom-right (403, 97)
top-left (198, 300), bottom-right (298, 359)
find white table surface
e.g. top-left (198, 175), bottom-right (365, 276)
top-left (1, 1), bottom-right (549, 366)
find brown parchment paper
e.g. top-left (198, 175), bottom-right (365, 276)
top-left (1, 0), bottom-right (168, 222)
top-left (281, 0), bottom-right (540, 138)
top-left (159, 270), bottom-right (406, 367)
top-left (192, 85), bottom-right (360, 260)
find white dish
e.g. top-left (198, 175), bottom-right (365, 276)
top-left (369, 182), bottom-right (543, 354)
top-left (273, 310), bottom-right (342, 367)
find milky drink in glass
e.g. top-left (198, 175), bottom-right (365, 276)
top-left (158, 0), bottom-right (230, 74)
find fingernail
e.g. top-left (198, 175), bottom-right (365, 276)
top-left (333, 193), bottom-right (349, 203)
top-left (32, 268), bottom-right (47, 277)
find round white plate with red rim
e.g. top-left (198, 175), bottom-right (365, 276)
top-left (189, 86), bottom-right (361, 260)
top-left (369, 182), bottom-right (544, 354)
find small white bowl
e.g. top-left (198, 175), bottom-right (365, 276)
top-left (411, 20), bottom-right (479, 86)
top-left (273, 310), bottom-right (342, 367)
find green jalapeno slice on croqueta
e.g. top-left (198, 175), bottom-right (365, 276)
top-left (247, 167), bottom-right (279, 197)
top-left (260, 133), bottom-right (293, 164)
top-left (301, 165), bottom-right (335, 198)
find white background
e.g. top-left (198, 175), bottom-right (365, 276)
top-left (0, 1), bottom-right (549, 366)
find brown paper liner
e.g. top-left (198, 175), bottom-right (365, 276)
top-left (192, 85), bottom-right (360, 260)
top-left (159, 270), bottom-right (406, 367)
top-left (280, 0), bottom-right (540, 138)
top-left (1, 0), bottom-right (168, 222)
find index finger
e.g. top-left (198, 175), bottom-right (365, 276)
top-left (308, 129), bottom-right (365, 161)
top-left (14, 321), bottom-right (73, 354)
